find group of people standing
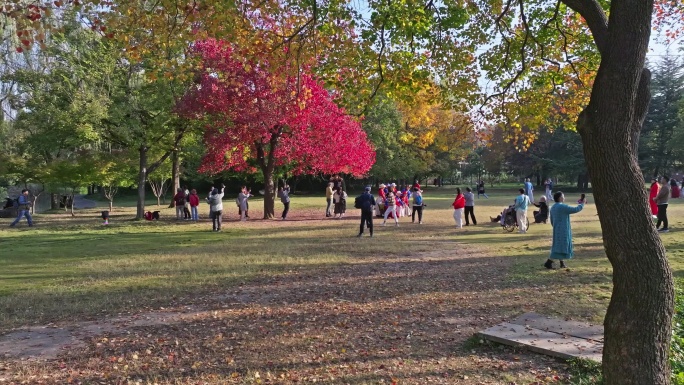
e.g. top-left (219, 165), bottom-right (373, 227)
top-left (451, 187), bottom-right (477, 228)
top-left (354, 180), bottom-right (426, 237)
top-left (173, 187), bottom-right (201, 221)
top-left (376, 181), bottom-right (427, 226)
top-left (376, 183), bottom-right (413, 226)
top-left (203, 185), bottom-right (254, 232)
top-left (325, 175), bottom-right (347, 218)
top-left (514, 178), bottom-right (554, 233)
top-left (503, 179), bottom-right (585, 269)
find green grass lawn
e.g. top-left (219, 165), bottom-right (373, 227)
top-left (3, 185), bottom-right (684, 384)
top-left (1, 185), bottom-right (683, 330)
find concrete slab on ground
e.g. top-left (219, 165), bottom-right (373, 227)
top-left (478, 312), bottom-right (603, 362)
top-left (508, 312), bottom-right (604, 342)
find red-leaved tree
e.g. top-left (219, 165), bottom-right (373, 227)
top-left (180, 39), bottom-right (375, 218)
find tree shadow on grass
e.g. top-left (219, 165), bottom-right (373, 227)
top-left (4, 245), bottom-right (584, 384)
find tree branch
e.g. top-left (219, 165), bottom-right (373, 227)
top-left (147, 126), bottom-right (186, 175)
top-left (560, 0), bottom-right (608, 54)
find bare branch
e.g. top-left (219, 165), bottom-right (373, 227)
top-left (360, 17), bottom-right (387, 116)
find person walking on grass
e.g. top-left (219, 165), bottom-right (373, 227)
top-left (514, 188), bottom-right (530, 233)
top-left (357, 186), bottom-right (376, 237)
top-left (463, 187), bottom-right (477, 226)
top-left (477, 180), bottom-right (489, 199)
top-left (9, 189), bottom-right (33, 228)
top-left (207, 185), bottom-right (225, 232)
top-left (189, 189), bottom-right (200, 221)
top-left (412, 189), bottom-right (424, 224)
top-left (382, 190), bottom-right (399, 226)
top-left (544, 191), bottom-right (584, 269)
top-left (452, 188), bottom-right (465, 228)
top-left (524, 178), bottom-right (534, 203)
top-left (654, 175), bottom-right (671, 233)
top-left (278, 185), bottom-right (291, 220)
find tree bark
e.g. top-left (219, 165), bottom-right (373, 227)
top-left (563, 0), bottom-right (673, 382)
top-left (136, 146), bottom-right (148, 220)
top-left (262, 168), bottom-right (276, 219)
top-left (168, 149), bottom-right (180, 208)
top-left (255, 128), bottom-right (282, 219)
top-left (69, 191), bottom-right (75, 217)
top-left (50, 193), bottom-right (59, 210)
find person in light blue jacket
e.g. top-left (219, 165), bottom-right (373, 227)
top-left (514, 188), bottom-right (530, 233)
top-left (544, 191), bottom-right (584, 269)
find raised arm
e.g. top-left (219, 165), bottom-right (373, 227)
top-left (564, 203), bottom-right (584, 214)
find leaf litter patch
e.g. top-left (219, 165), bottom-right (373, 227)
top-left (1, 246), bottom-right (576, 384)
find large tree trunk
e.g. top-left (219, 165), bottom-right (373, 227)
top-left (69, 191), bottom-right (75, 217)
top-left (50, 193), bottom-right (59, 210)
top-left (567, 0), bottom-right (673, 382)
top-left (580, 81), bottom-right (673, 384)
top-left (255, 129), bottom-right (282, 219)
top-left (262, 168), bottom-right (276, 219)
top-left (168, 149), bottom-right (180, 208)
top-left (136, 146), bottom-right (148, 220)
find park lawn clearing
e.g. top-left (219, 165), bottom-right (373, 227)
top-left (1, 186), bottom-right (683, 384)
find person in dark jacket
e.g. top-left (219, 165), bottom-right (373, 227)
top-left (357, 186), bottom-right (376, 238)
top-left (533, 196), bottom-right (549, 224)
top-left (9, 189), bottom-right (33, 228)
top-left (477, 180), bottom-right (489, 199)
top-left (173, 188), bottom-right (186, 220)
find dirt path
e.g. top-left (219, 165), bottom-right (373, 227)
top-left (0, 246), bottom-right (570, 384)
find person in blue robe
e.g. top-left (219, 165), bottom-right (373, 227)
top-left (544, 191), bottom-right (584, 269)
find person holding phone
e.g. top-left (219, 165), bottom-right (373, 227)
top-left (207, 184), bottom-right (225, 231)
top-left (544, 191), bottom-right (584, 269)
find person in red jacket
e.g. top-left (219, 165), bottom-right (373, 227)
top-left (413, 180), bottom-right (421, 191)
top-left (648, 177), bottom-right (659, 218)
top-left (377, 184), bottom-right (387, 216)
top-left (452, 187), bottom-right (465, 228)
top-left (189, 189), bottom-right (200, 221)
